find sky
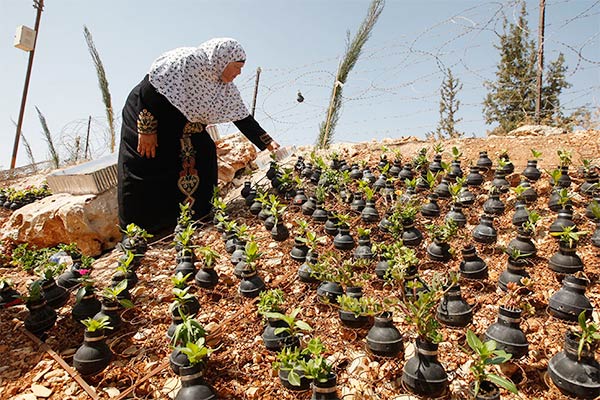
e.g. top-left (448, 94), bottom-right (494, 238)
top-left (0, 0), bottom-right (598, 169)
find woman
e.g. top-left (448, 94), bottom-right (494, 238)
top-left (117, 38), bottom-right (279, 234)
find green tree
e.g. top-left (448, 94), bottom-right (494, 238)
top-left (483, 3), bottom-right (537, 133)
top-left (430, 68), bottom-right (463, 139)
top-left (484, 3), bottom-right (571, 134)
top-left (541, 53), bottom-right (571, 122)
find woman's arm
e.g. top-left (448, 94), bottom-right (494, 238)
top-left (233, 115), bottom-right (279, 151)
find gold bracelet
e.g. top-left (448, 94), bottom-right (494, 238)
top-left (137, 109), bottom-right (158, 135)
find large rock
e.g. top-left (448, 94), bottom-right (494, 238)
top-left (216, 133), bottom-right (258, 183)
top-left (1, 188), bottom-right (120, 256)
top-left (503, 125), bottom-right (567, 137)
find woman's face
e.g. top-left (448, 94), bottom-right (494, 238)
top-left (221, 61), bottom-right (245, 83)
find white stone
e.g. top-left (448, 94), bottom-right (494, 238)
top-left (504, 124), bottom-right (567, 137)
top-left (162, 377), bottom-right (181, 399)
top-left (30, 384), bottom-right (53, 398)
top-left (1, 188), bottom-right (120, 256)
top-left (215, 133), bottom-right (258, 184)
top-left (103, 387), bottom-right (121, 398)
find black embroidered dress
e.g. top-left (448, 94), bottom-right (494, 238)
top-left (117, 75), bottom-right (272, 234)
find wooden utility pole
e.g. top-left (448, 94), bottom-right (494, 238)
top-left (84, 115), bottom-right (92, 159)
top-left (251, 67), bottom-right (261, 117)
top-left (10, 0), bottom-right (44, 170)
top-left (535, 0), bottom-right (546, 123)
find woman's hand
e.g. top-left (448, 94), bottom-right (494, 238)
top-left (266, 141), bottom-right (280, 152)
top-left (137, 133), bottom-right (158, 158)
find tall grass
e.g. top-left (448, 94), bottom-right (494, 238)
top-left (316, 0), bottom-right (384, 149)
top-left (83, 25), bottom-right (116, 153)
top-left (11, 118), bottom-right (36, 170)
top-left (35, 106), bottom-right (60, 168)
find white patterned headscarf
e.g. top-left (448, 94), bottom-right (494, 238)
top-left (148, 38), bottom-right (249, 124)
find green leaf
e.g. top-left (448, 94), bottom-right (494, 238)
top-left (274, 327), bottom-right (288, 336)
top-left (466, 330), bottom-right (482, 352)
top-left (483, 340), bottom-right (497, 353)
top-left (487, 373), bottom-right (518, 394)
top-left (119, 298), bottom-right (134, 309)
top-left (287, 369), bottom-right (301, 387)
top-left (295, 320), bottom-right (312, 332)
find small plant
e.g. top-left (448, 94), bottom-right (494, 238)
top-left (497, 157), bottom-right (508, 171)
top-left (21, 281), bottom-right (44, 303)
top-left (81, 315), bottom-right (113, 332)
top-left (197, 246), bottom-right (220, 269)
top-left (332, 212), bottom-right (351, 229)
top-left (171, 313), bottom-right (207, 347)
top-left (426, 170), bottom-right (439, 190)
top-left (426, 218), bottom-right (459, 242)
top-left (549, 168), bottom-right (562, 187)
top-left (75, 272), bottom-right (96, 303)
top-left (269, 195), bottom-right (287, 225)
top-left (298, 230), bottom-right (325, 254)
top-left (572, 311), bottom-right (600, 360)
top-left (115, 250), bottom-right (135, 275)
top-left (465, 330), bottom-right (518, 397)
top-left (557, 149), bottom-right (572, 167)
top-left (178, 337), bottom-right (214, 366)
top-left (299, 355), bottom-right (332, 383)
top-left (448, 180), bottom-right (464, 203)
top-left (257, 289), bottom-right (285, 315)
top-left (550, 225), bottom-right (589, 248)
top-left (171, 287), bottom-right (196, 310)
top-left (174, 223), bottom-right (196, 255)
top-left (121, 223), bottom-right (153, 245)
top-left (36, 262), bottom-right (65, 282)
top-left (263, 308), bottom-right (312, 338)
top-left (273, 346), bottom-right (302, 373)
top-left (11, 243), bottom-right (55, 272)
top-left (0, 277), bottom-right (13, 291)
top-left (273, 338), bottom-right (327, 386)
top-left (356, 227), bottom-right (371, 238)
top-left (362, 185), bottom-right (375, 202)
top-left (242, 240), bottom-right (262, 272)
top-left (433, 143), bottom-right (444, 155)
top-left (506, 247), bottom-right (525, 261)
top-left (177, 202), bottom-right (194, 229)
top-left (294, 219), bottom-right (310, 238)
top-left (451, 146), bottom-right (462, 161)
top-left (171, 272), bottom-right (192, 289)
top-left (295, 337), bottom-right (332, 384)
top-left (511, 184), bottom-right (526, 200)
top-left (555, 188), bottom-right (572, 209)
top-left (413, 148), bottom-right (429, 170)
top-left (101, 279), bottom-right (134, 308)
top-left (404, 177), bottom-right (417, 190)
top-left (314, 185), bottom-right (327, 203)
top-left (337, 294), bottom-right (382, 317)
top-left (530, 148), bottom-right (542, 161)
top-left (394, 273), bottom-right (455, 343)
top-left (337, 259), bottom-right (371, 288)
top-left (522, 210), bottom-right (540, 235)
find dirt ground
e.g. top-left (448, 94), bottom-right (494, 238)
top-left (0, 130), bottom-right (599, 400)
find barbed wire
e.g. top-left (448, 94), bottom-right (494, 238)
top-left (234, 0), bottom-right (599, 143)
top-left (45, 0), bottom-right (598, 157)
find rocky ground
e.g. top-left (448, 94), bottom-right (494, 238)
top-left (0, 129), bottom-right (599, 400)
